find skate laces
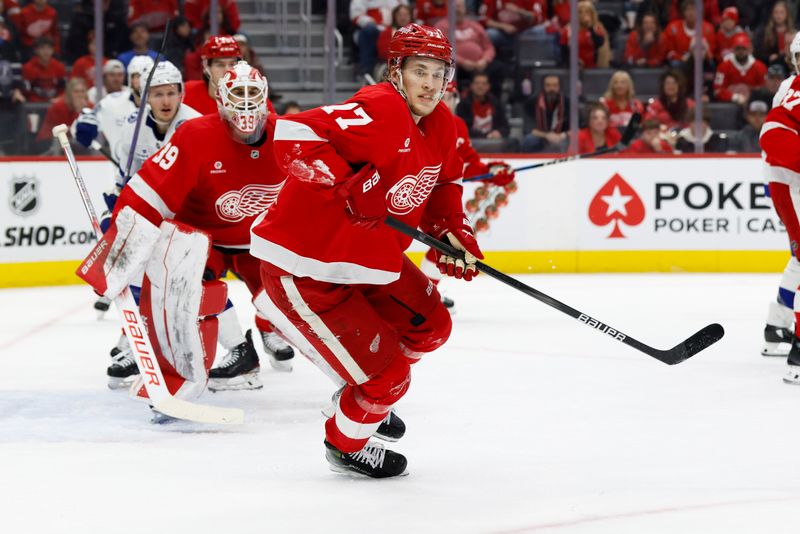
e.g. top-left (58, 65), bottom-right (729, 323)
top-left (261, 331), bottom-right (289, 351)
top-left (217, 343), bottom-right (246, 369)
top-left (349, 442), bottom-right (386, 469)
top-left (111, 349), bottom-right (135, 367)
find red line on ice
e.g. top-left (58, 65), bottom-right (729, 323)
top-left (0, 300), bottom-right (87, 350)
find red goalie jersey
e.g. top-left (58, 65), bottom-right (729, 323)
top-left (115, 113), bottom-right (286, 248)
top-left (250, 82), bottom-right (465, 285)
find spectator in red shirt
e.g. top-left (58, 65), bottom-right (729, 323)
top-left (713, 33), bottom-right (767, 105)
top-left (18, 0), bottom-right (59, 58)
top-left (624, 12), bottom-right (666, 67)
top-left (456, 72), bottom-right (511, 140)
top-left (578, 103), bottom-right (622, 154)
top-left (127, 0), bottom-right (178, 33)
top-left (645, 69), bottom-right (695, 130)
top-left (600, 71), bottom-right (645, 128)
top-left (559, 1), bottom-right (610, 69)
top-left (2, 0), bottom-right (22, 31)
top-left (436, 0), bottom-right (504, 96)
top-left (716, 7), bottom-right (746, 63)
top-left (35, 77), bottom-right (88, 150)
top-left (753, 1), bottom-right (795, 66)
top-left (626, 119), bottom-right (674, 154)
top-left (184, 0), bottom-right (240, 33)
top-left (378, 4), bottom-right (412, 62)
top-left (349, 0), bottom-right (403, 79)
top-left (485, 1), bottom-right (547, 57)
top-left (22, 36), bottom-right (64, 102)
top-left (662, 0), bottom-right (716, 66)
top-left (70, 30), bottom-right (106, 88)
top-left (415, 0), bottom-right (447, 26)
top-left (521, 73), bottom-right (569, 153)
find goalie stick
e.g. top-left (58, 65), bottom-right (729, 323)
top-left (53, 123), bottom-right (244, 424)
top-left (385, 216), bottom-right (723, 365)
top-left (465, 112), bottom-right (642, 183)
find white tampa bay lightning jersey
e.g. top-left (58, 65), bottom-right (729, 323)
top-left (114, 103), bottom-right (201, 177)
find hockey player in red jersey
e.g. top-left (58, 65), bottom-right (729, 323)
top-left (184, 35), bottom-right (276, 116)
top-left (712, 33), bottom-right (767, 105)
top-left (759, 38), bottom-right (800, 384)
top-left (420, 80), bottom-right (514, 310)
top-left (251, 24), bottom-right (481, 477)
top-left (79, 62), bottom-right (294, 406)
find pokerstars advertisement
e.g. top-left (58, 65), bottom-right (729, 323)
top-left (0, 160), bottom-right (112, 262)
top-left (577, 158), bottom-right (786, 250)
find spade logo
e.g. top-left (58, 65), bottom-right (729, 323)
top-left (588, 173), bottom-right (645, 238)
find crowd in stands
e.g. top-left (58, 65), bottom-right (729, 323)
top-left (0, 0), bottom-right (795, 155)
top-left (347, 0), bottom-right (797, 154)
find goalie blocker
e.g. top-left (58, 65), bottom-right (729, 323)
top-left (78, 206), bottom-right (227, 400)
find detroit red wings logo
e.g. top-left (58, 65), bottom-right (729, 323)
top-left (215, 182), bottom-right (285, 222)
top-left (386, 164), bottom-right (441, 215)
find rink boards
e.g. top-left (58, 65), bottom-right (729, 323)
top-left (0, 154), bottom-right (788, 287)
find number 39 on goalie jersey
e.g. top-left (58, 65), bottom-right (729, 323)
top-left (116, 113), bottom-right (287, 249)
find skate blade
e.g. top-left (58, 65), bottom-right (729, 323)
top-left (327, 464), bottom-right (410, 478)
top-left (782, 374), bottom-right (800, 385)
top-left (762, 341), bottom-right (791, 357)
top-left (207, 372), bottom-right (263, 392)
top-left (268, 356), bottom-right (293, 373)
top-left (107, 376), bottom-right (137, 390)
top-left (373, 432), bottom-right (400, 443)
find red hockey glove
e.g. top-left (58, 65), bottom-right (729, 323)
top-left (486, 161), bottom-right (515, 187)
top-left (334, 164), bottom-right (387, 230)
top-left (430, 214), bottom-right (484, 281)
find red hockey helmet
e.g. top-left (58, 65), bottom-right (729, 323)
top-left (201, 35), bottom-right (242, 60)
top-left (387, 23), bottom-right (454, 101)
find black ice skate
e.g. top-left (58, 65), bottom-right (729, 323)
top-left (107, 336), bottom-right (139, 390)
top-left (784, 338), bottom-right (800, 385)
top-left (208, 329), bottom-right (263, 392)
top-left (442, 296), bottom-right (455, 309)
top-left (762, 325), bottom-right (793, 357)
top-left (375, 410), bottom-right (406, 442)
top-left (259, 329), bottom-right (295, 372)
top-left (324, 440), bottom-right (408, 478)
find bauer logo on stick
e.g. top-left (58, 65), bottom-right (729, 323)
top-left (9, 176), bottom-right (39, 217)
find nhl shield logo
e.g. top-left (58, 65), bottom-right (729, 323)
top-left (9, 176), bottom-right (39, 216)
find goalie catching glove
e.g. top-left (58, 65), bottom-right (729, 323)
top-left (428, 213), bottom-right (483, 281)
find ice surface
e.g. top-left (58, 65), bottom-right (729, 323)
top-left (1, 274), bottom-right (799, 533)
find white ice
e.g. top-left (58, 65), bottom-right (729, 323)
top-left (1, 274), bottom-right (799, 534)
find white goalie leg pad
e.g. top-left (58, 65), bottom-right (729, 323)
top-left (76, 206), bottom-right (160, 298)
top-left (253, 289), bottom-right (345, 388)
top-left (139, 220), bottom-right (227, 401)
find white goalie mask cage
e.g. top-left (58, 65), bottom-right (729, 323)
top-left (216, 61), bottom-right (269, 144)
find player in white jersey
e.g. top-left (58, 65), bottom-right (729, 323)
top-left (113, 61), bottom-right (201, 175)
top-left (74, 56), bottom-right (155, 160)
top-left (761, 31), bottom-right (800, 360)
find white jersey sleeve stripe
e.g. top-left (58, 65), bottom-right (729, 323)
top-left (275, 119), bottom-right (329, 142)
top-left (279, 276), bottom-right (370, 384)
top-left (127, 174), bottom-right (176, 219)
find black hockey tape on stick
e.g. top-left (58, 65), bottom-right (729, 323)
top-left (385, 215), bottom-right (723, 365)
top-left (123, 20), bottom-right (171, 183)
top-left (465, 112), bottom-right (642, 182)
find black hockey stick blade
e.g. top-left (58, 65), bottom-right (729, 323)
top-left (386, 216), bottom-right (725, 364)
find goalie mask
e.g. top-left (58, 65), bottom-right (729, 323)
top-left (387, 23), bottom-right (455, 104)
top-left (216, 61), bottom-right (269, 144)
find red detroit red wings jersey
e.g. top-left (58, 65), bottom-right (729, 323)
top-left (117, 113), bottom-right (285, 248)
top-left (453, 113), bottom-right (489, 177)
top-left (763, 75), bottom-right (800, 148)
top-left (251, 82), bottom-right (465, 285)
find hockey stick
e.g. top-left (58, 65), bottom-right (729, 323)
top-left (386, 216), bottom-right (723, 365)
top-left (465, 112), bottom-right (642, 182)
top-left (53, 124), bottom-right (244, 424)
top-left (123, 21), bottom-right (171, 183)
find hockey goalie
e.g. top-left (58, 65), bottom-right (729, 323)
top-left (77, 61), bottom-right (292, 405)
